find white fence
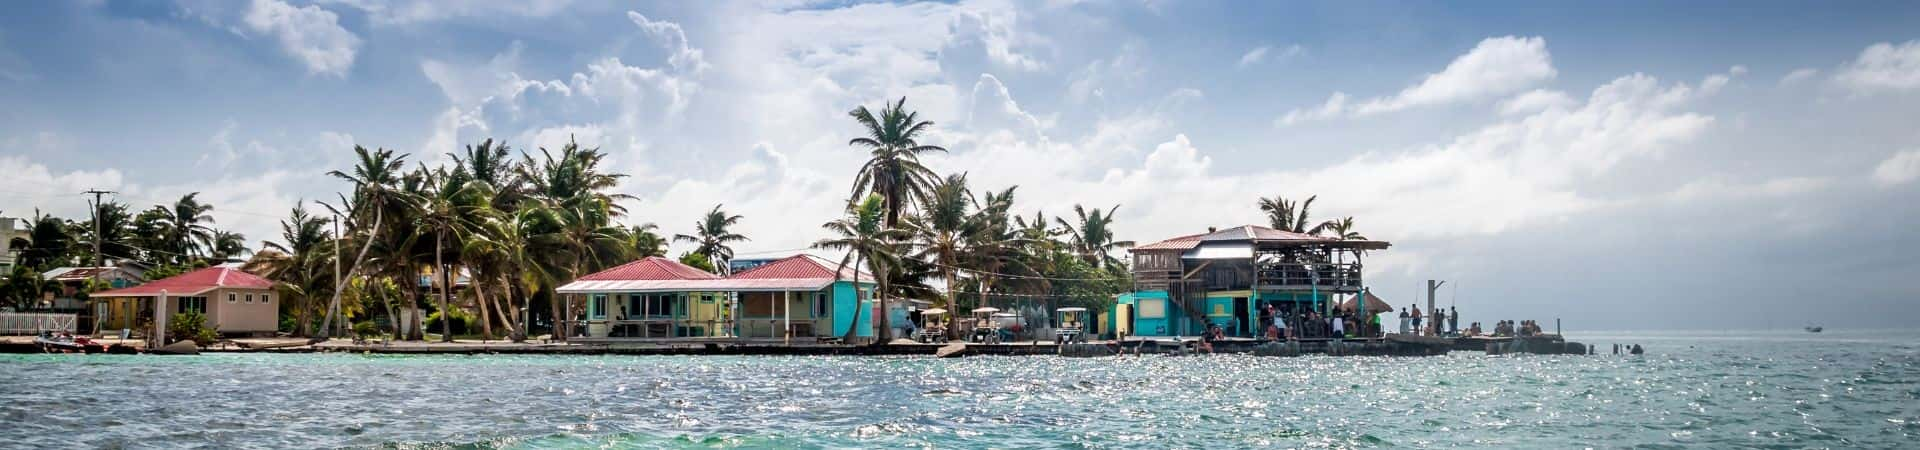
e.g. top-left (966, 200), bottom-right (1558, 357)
top-left (0, 313), bottom-right (78, 335)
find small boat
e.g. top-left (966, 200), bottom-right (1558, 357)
top-left (1804, 325), bottom-right (1823, 333)
top-left (33, 331), bottom-right (104, 353)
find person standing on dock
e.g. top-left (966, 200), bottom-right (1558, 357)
top-left (1398, 308), bottom-right (1409, 334)
top-left (1449, 307), bottom-right (1459, 335)
top-left (1411, 306), bottom-right (1423, 336)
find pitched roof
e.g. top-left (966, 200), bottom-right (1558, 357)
top-left (1134, 225), bottom-right (1390, 252)
top-left (91, 266), bottom-right (273, 297)
top-left (728, 254), bottom-right (872, 280)
top-left (554, 254), bottom-right (877, 294)
top-left (1131, 232), bottom-right (1208, 251)
top-left (575, 256), bottom-right (721, 281)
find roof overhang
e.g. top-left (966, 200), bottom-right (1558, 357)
top-left (1182, 242), bottom-right (1253, 260)
top-left (557, 278), bottom-right (846, 294)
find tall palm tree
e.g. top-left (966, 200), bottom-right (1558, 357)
top-left (960, 186), bottom-right (1033, 312)
top-left (18, 212), bottom-right (74, 270)
top-left (251, 204), bottom-right (333, 337)
top-left (848, 97), bottom-right (946, 228)
top-left (160, 193), bottom-right (217, 262)
top-left (318, 146), bottom-right (408, 341)
top-left (814, 194), bottom-right (908, 343)
top-left (521, 140), bottom-right (632, 339)
top-left (416, 167), bottom-right (496, 341)
top-left (673, 205), bottom-right (748, 273)
top-left (1055, 204), bottom-right (1134, 268)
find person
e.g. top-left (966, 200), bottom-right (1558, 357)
top-left (1398, 308), bottom-right (1410, 334)
top-left (1264, 322), bottom-right (1281, 341)
top-left (1368, 311), bottom-right (1381, 337)
top-left (1331, 315), bottom-right (1345, 341)
top-left (1200, 323), bottom-right (1222, 353)
top-left (1449, 306), bottom-right (1459, 335)
top-left (1261, 303), bottom-right (1276, 332)
top-left (1431, 308), bottom-right (1445, 337)
top-left (1410, 306), bottom-right (1423, 336)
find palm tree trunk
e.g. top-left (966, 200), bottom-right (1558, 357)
top-left (841, 252), bottom-right (865, 341)
top-left (317, 207), bottom-right (381, 341)
top-left (294, 296), bottom-right (312, 337)
top-left (474, 269), bottom-right (495, 340)
top-left (406, 272), bottom-right (425, 341)
top-left (436, 233), bottom-right (452, 342)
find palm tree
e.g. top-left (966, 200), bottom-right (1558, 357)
top-left (521, 140), bottom-right (633, 340)
top-left (847, 97), bottom-right (946, 228)
top-left (814, 194), bottom-right (908, 343)
top-left (1055, 204), bottom-right (1134, 268)
top-left (959, 186), bottom-right (1033, 312)
top-left (17, 212), bottom-right (74, 270)
top-left (79, 202), bottom-right (139, 264)
top-left (1258, 195), bottom-right (1334, 234)
top-left (909, 173), bottom-right (973, 314)
top-left (251, 204), bottom-right (333, 337)
top-left (1321, 216), bottom-right (1365, 240)
top-left (673, 205), bottom-right (748, 274)
top-left (318, 146), bottom-right (408, 341)
top-left (160, 193), bottom-right (217, 262)
top-left (416, 167), bottom-right (497, 342)
top-left (209, 230), bottom-right (248, 261)
top-left (628, 223), bottom-right (668, 258)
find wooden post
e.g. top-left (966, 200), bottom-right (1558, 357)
top-left (783, 291), bottom-right (791, 345)
top-left (153, 290), bottom-right (168, 348)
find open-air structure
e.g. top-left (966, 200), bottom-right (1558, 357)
top-left (1110, 225), bottom-right (1390, 338)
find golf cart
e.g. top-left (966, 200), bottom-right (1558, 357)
top-left (969, 307), bottom-right (1003, 344)
top-left (915, 308), bottom-right (949, 343)
top-left (1054, 307), bottom-right (1088, 344)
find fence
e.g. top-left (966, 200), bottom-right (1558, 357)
top-left (0, 313), bottom-right (78, 335)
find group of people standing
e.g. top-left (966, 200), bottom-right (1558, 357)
top-left (1397, 305), bottom-right (1460, 336)
top-left (1255, 302), bottom-right (1382, 342)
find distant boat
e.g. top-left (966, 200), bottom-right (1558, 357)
top-left (1804, 325), bottom-right (1823, 333)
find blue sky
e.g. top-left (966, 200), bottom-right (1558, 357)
top-left (4, 0), bottom-right (1919, 329)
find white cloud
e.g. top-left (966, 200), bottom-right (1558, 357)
top-left (1276, 92), bottom-right (1348, 126)
top-left (1496, 89), bottom-right (1574, 115)
top-left (0, 155), bottom-right (127, 220)
top-left (627, 12), bottom-right (710, 75)
top-left (1780, 67), bottom-right (1819, 85)
top-left (1237, 44), bottom-right (1302, 68)
top-left (1872, 149), bottom-right (1920, 187)
top-left (1065, 42), bottom-right (1144, 104)
top-left (946, 6), bottom-right (1047, 71)
top-left (321, 0), bottom-right (574, 26)
top-left (1281, 36), bottom-right (1555, 124)
top-left (1833, 40), bottom-right (1920, 94)
top-left (243, 0), bottom-right (361, 76)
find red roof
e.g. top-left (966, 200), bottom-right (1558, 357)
top-left (92, 266), bottom-right (273, 297)
top-left (575, 256), bottom-right (720, 281)
top-left (1132, 232), bottom-right (1207, 251)
top-left (729, 254), bottom-right (872, 281)
top-left (1132, 225), bottom-right (1337, 252)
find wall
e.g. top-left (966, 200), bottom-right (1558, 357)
top-left (830, 281), bottom-right (874, 338)
top-left (208, 288), bottom-right (278, 333)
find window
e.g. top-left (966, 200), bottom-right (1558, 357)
top-left (1137, 299), bottom-right (1166, 319)
top-left (245, 294), bottom-right (254, 303)
top-left (227, 293), bottom-right (237, 303)
top-left (178, 297), bottom-right (207, 314)
top-left (260, 294), bottom-right (270, 304)
top-left (588, 294), bottom-right (607, 320)
top-left (813, 293), bottom-right (828, 318)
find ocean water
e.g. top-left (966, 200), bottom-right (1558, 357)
top-left (2, 329), bottom-right (1916, 449)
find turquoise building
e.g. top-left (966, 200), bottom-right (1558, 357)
top-left (1112, 225), bottom-right (1388, 339)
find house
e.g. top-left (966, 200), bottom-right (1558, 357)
top-left (555, 254), bottom-right (880, 342)
top-left (554, 256), bottom-right (728, 339)
top-left (1114, 225), bottom-right (1389, 339)
top-left (88, 266), bottom-right (278, 336)
top-left (41, 264), bottom-right (148, 324)
top-left (721, 254), bottom-right (877, 340)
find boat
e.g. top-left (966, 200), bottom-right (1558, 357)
top-left (1804, 325), bottom-right (1823, 333)
top-left (33, 331), bottom-right (104, 353)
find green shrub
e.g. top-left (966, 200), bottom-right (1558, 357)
top-left (352, 320), bottom-right (381, 337)
top-left (425, 308), bottom-right (475, 335)
top-left (167, 311), bottom-right (218, 347)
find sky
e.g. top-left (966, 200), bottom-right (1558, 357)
top-left (2, 0), bottom-right (1918, 330)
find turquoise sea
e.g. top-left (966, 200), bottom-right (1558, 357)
top-left (2, 329), bottom-right (1917, 449)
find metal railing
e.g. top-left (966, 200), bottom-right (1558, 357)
top-left (1256, 263), bottom-right (1362, 289)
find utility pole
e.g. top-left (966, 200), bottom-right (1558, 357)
top-left (84, 189), bottom-right (116, 267)
top-left (1426, 279), bottom-right (1445, 336)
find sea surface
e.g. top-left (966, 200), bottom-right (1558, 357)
top-left (2, 329), bottom-right (1917, 449)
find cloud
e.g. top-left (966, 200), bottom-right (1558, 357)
top-left (1832, 40), bottom-right (1920, 94)
top-left (1779, 67), bottom-right (1819, 85)
top-left (324, 0), bottom-right (575, 26)
top-left (1495, 89), bottom-right (1574, 115)
top-left (0, 155), bottom-right (127, 220)
top-left (243, 0), bottom-right (361, 76)
top-left (1281, 36), bottom-right (1555, 124)
top-left (1873, 149), bottom-right (1920, 187)
top-left (946, 6), bottom-right (1047, 71)
top-left (627, 12), bottom-right (710, 75)
top-left (1237, 44), bottom-right (1302, 68)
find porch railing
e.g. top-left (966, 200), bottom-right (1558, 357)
top-left (0, 313), bottom-right (77, 335)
